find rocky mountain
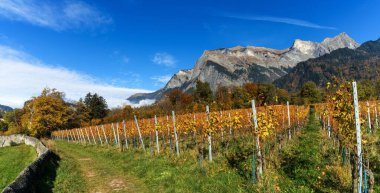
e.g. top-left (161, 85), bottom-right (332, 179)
top-left (274, 38), bottom-right (380, 91)
top-left (0, 104), bottom-right (12, 114)
top-left (128, 70), bottom-right (193, 104)
top-left (128, 33), bottom-right (359, 104)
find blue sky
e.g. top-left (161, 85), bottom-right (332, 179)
top-left (0, 0), bottom-right (379, 108)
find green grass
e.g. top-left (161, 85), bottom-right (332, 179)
top-left (277, 108), bottom-right (351, 192)
top-left (250, 108), bottom-right (352, 193)
top-left (48, 140), bottom-right (250, 193)
top-left (0, 144), bottom-right (37, 190)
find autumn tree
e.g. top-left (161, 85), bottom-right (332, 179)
top-left (3, 108), bottom-right (27, 134)
top-left (21, 88), bottom-right (71, 138)
top-left (257, 83), bottom-right (277, 105)
top-left (357, 80), bottom-right (375, 100)
top-left (276, 88), bottom-right (290, 104)
top-left (243, 83), bottom-right (258, 99)
top-left (231, 86), bottom-right (249, 108)
top-left (69, 99), bottom-right (90, 127)
top-left (0, 119), bottom-right (8, 131)
top-left (168, 89), bottom-right (183, 106)
top-left (193, 80), bottom-right (213, 104)
top-left (300, 81), bottom-right (322, 104)
top-left (215, 86), bottom-right (232, 109)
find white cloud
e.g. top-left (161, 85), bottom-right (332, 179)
top-left (152, 52), bottom-right (176, 67)
top-left (151, 75), bottom-right (171, 86)
top-left (126, 99), bottom-right (155, 108)
top-left (0, 45), bottom-right (152, 108)
top-left (0, 0), bottom-right (112, 31)
top-left (224, 15), bottom-right (336, 30)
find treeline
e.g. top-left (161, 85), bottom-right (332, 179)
top-left (0, 88), bottom-right (109, 138)
top-left (1, 78), bottom-right (379, 138)
top-left (107, 79), bottom-right (380, 122)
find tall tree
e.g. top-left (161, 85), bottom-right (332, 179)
top-left (3, 109), bottom-right (25, 134)
top-left (193, 80), bottom-right (213, 104)
top-left (257, 83), bottom-right (277, 105)
top-left (243, 83), bottom-right (259, 100)
top-left (21, 88), bottom-right (71, 138)
top-left (215, 86), bottom-right (232, 109)
top-left (276, 88), bottom-right (290, 104)
top-left (231, 87), bottom-right (250, 108)
top-left (167, 89), bottom-right (183, 106)
top-left (300, 81), bottom-right (322, 104)
top-left (84, 93), bottom-right (109, 120)
top-left (69, 99), bottom-right (90, 127)
top-left (357, 80), bottom-right (375, 100)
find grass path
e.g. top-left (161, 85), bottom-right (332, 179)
top-left (278, 108), bottom-right (349, 192)
top-left (45, 139), bottom-right (248, 193)
top-left (0, 144), bottom-right (37, 190)
top-left (46, 141), bottom-right (146, 193)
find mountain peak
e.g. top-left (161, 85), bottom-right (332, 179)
top-left (164, 69), bottom-right (193, 90)
top-left (322, 32), bottom-right (359, 50)
top-left (290, 39), bottom-right (319, 54)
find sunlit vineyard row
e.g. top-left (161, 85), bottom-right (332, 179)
top-left (314, 81), bottom-right (380, 192)
top-left (52, 103), bottom-right (309, 156)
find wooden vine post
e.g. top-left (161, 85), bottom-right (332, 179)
top-left (134, 115), bottom-right (145, 151)
top-left (154, 115), bottom-right (160, 154)
top-left (71, 130), bottom-right (76, 142)
top-left (287, 101), bottom-right (291, 140)
top-left (167, 115), bottom-right (173, 152)
top-left (352, 81), bottom-right (363, 193)
top-left (90, 127), bottom-right (97, 145)
top-left (123, 121), bottom-right (128, 149)
top-left (85, 128), bottom-right (91, 144)
top-left (375, 105), bottom-right (378, 131)
top-left (66, 130), bottom-right (70, 142)
top-left (116, 123), bottom-right (121, 149)
top-left (172, 111), bottom-right (180, 156)
top-left (228, 113), bottom-right (232, 136)
top-left (101, 125), bottom-right (109, 145)
top-left (327, 116), bottom-right (331, 138)
top-left (96, 126), bottom-right (103, 145)
top-left (81, 129), bottom-right (86, 144)
top-left (76, 130), bottom-right (82, 143)
top-left (251, 99), bottom-right (262, 181)
top-left (206, 105), bottom-right (212, 162)
top-left (111, 123), bottom-right (117, 145)
top-left (366, 101), bottom-right (372, 133)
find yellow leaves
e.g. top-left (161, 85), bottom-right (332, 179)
top-left (203, 112), bottom-right (223, 134)
top-left (256, 106), bottom-right (278, 140)
top-left (231, 112), bottom-right (243, 130)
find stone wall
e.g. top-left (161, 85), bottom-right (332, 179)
top-left (0, 135), bottom-right (52, 193)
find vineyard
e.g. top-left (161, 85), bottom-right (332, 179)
top-left (315, 81), bottom-right (380, 193)
top-left (52, 101), bottom-right (309, 187)
top-left (51, 82), bottom-right (380, 192)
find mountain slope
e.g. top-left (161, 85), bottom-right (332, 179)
top-left (0, 104), bottom-right (12, 112)
top-left (128, 33), bottom-right (359, 105)
top-left (128, 70), bottom-right (193, 104)
top-left (274, 38), bottom-right (380, 91)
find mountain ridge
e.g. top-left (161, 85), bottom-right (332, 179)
top-left (274, 38), bottom-right (380, 91)
top-left (0, 104), bottom-right (13, 113)
top-left (128, 33), bottom-right (359, 105)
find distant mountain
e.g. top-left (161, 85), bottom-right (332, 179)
top-left (274, 38), bottom-right (380, 91)
top-left (0, 104), bottom-right (12, 112)
top-left (128, 70), bottom-right (193, 104)
top-left (128, 33), bottom-right (359, 105)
